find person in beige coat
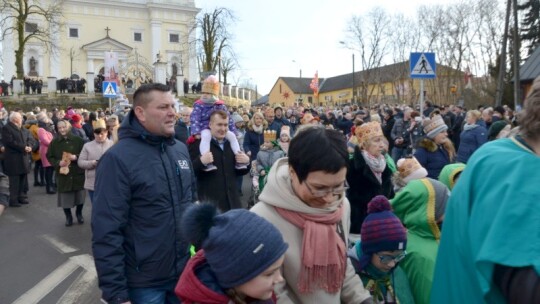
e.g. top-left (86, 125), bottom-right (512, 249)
top-left (77, 119), bottom-right (113, 203)
top-left (251, 125), bottom-right (373, 304)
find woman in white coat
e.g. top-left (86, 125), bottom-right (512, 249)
top-left (77, 119), bottom-right (113, 203)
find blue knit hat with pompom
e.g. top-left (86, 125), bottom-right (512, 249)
top-left (358, 195), bottom-right (407, 270)
top-left (181, 203), bottom-right (288, 289)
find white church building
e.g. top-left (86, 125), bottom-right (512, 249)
top-left (1, 0), bottom-right (200, 89)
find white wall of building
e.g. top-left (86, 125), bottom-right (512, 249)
top-left (0, 0), bottom-right (199, 82)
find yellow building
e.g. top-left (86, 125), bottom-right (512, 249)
top-left (268, 61), bottom-right (464, 107)
top-left (1, 0), bottom-right (199, 86)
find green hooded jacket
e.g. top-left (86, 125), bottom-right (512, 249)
top-left (438, 163), bottom-right (465, 190)
top-left (390, 178), bottom-right (447, 304)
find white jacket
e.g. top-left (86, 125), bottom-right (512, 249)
top-left (77, 139), bottom-right (114, 190)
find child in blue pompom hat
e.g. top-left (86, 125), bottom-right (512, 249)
top-left (176, 203), bottom-right (288, 304)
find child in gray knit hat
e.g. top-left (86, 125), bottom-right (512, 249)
top-left (176, 203), bottom-right (288, 303)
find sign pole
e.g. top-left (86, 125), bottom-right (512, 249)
top-left (420, 79), bottom-right (424, 117)
top-left (109, 98), bottom-right (112, 112)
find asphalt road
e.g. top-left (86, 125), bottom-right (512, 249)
top-left (0, 173), bottom-right (254, 304)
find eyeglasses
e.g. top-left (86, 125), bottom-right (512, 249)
top-left (304, 180), bottom-right (349, 198)
top-left (378, 251), bottom-right (407, 264)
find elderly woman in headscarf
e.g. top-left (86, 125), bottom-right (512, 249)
top-left (390, 156), bottom-right (450, 304)
top-left (47, 120), bottom-right (85, 227)
top-left (414, 115), bottom-right (456, 178)
top-left (346, 121), bottom-right (394, 235)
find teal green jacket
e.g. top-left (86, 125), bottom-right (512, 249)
top-left (431, 138), bottom-right (540, 303)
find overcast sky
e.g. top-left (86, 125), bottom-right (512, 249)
top-left (0, 1), bottom-right (503, 87)
top-left (195, 0), bottom-right (495, 95)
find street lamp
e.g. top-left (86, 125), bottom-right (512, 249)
top-left (339, 41), bottom-right (355, 104)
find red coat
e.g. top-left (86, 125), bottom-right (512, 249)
top-left (175, 251), bottom-right (277, 304)
top-left (175, 251), bottom-right (229, 303)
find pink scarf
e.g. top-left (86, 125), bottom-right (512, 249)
top-left (275, 205), bottom-right (346, 294)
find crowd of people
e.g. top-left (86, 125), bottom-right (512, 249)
top-left (0, 74), bottom-right (538, 303)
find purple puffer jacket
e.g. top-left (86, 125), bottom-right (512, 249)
top-left (190, 100), bottom-right (236, 135)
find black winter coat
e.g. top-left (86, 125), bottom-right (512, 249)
top-left (1, 122), bottom-right (34, 176)
top-left (346, 146), bottom-right (394, 234)
top-left (174, 121), bottom-right (190, 144)
top-left (189, 138), bottom-right (250, 212)
top-left (92, 112), bottom-right (197, 303)
top-left (82, 122), bottom-right (94, 141)
top-left (382, 116), bottom-right (396, 150)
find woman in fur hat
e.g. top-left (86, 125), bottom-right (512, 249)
top-left (414, 115), bottom-right (456, 178)
top-left (346, 121), bottom-right (395, 234)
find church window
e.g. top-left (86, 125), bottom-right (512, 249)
top-left (69, 28), bottom-right (79, 38)
top-left (169, 33), bottom-right (179, 43)
top-left (134, 32), bottom-right (142, 42)
top-left (25, 23), bottom-right (38, 33)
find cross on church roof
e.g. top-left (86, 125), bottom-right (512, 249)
top-left (105, 26), bottom-right (111, 37)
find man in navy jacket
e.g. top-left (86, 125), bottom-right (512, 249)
top-left (92, 83), bottom-right (197, 304)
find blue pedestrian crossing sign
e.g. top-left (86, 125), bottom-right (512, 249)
top-left (102, 81), bottom-right (118, 98)
top-left (410, 52), bottom-right (436, 79)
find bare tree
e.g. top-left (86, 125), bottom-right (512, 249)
top-left (220, 56), bottom-right (235, 85)
top-left (191, 7), bottom-right (237, 80)
top-left (0, 0), bottom-right (63, 79)
top-left (388, 13), bottom-right (421, 103)
top-left (474, 0), bottom-right (505, 104)
top-left (0, 46), bottom-right (3, 77)
top-left (345, 7), bottom-right (391, 105)
top-left (408, 1), bottom-right (505, 106)
top-left (339, 0), bottom-right (507, 108)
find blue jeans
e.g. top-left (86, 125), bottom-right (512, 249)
top-left (128, 280), bottom-right (180, 304)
